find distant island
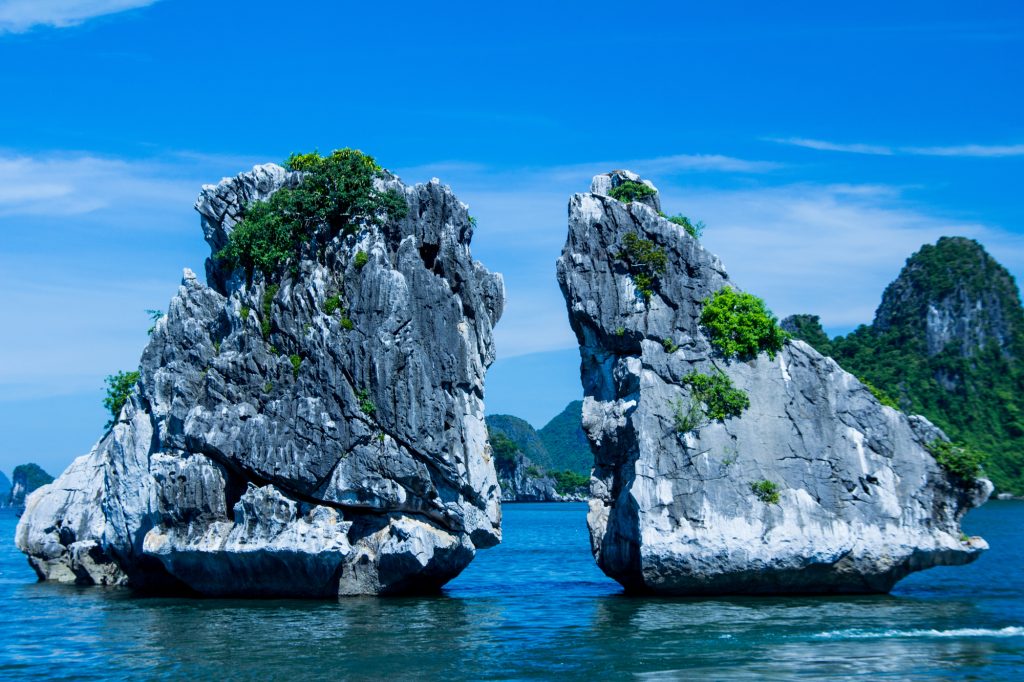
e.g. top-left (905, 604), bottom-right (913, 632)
top-left (1, 464), bottom-right (53, 511)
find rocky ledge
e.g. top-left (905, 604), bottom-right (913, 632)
top-left (556, 170), bottom-right (991, 595)
top-left (17, 156), bottom-right (505, 597)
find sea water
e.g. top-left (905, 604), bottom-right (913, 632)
top-left (1, 501), bottom-right (1021, 679)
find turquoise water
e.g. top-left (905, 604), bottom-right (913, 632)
top-left (1, 502), bottom-right (1022, 680)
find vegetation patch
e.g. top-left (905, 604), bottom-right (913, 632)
top-left (665, 214), bottom-right (705, 238)
top-left (750, 479), bottom-right (781, 504)
top-left (615, 232), bottom-right (667, 301)
top-left (324, 294), bottom-right (342, 315)
top-left (609, 180), bottom-right (656, 204)
top-left (662, 337), bottom-right (679, 353)
top-left (290, 354), bottom-right (302, 379)
top-left (552, 470), bottom-right (589, 496)
top-left (103, 370), bottom-right (140, 429)
top-left (700, 287), bottom-right (788, 360)
top-left (357, 388), bottom-right (377, 417)
top-left (217, 149), bottom-right (408, 280)
top-left (261, 284), bottom-right (279, 340)
top-left (861, 378), bottom-right (899, 409)
top-left (240, 306), bottom-right (250, 321)
top-left (927, 439), bottom-right (986, 484)
top-left (674, 370), bottom-right (749, 433)
top-left (489, 430), bottom-right (520, 465)
top-left (146, 309), bottom-right (164, 335)
top-left (353, 251), bottom-right (370, 270)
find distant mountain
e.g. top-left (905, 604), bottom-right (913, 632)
top-left (0, 471), bottom-right (11, 505)
top-left (487, 402), bottom-right (592, 476)
top-left (488, 430), bottom-right (587, 502)
top-left (485, 414), bottom-right (550, 465)
top-left (783, 236), bottom-right (1024, 494)
top-left (8, 463), bottom-right (54, 509)
top-left (538, 401), bottom-right (591, 475)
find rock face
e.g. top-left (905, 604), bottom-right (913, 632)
top-left (495, 453), bottom-right (585, 502)
top-left (17, 162), bottom-right (505, 596)
top-left (556, 170), bottom-right (991, 595)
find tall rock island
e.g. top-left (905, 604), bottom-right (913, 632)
top-left (557, 170), bottom-right (991, 595)
top-left (17, 151), bottom-right (505, 597)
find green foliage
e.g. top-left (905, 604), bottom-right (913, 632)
top-left (146, 309), bottom-right (164, 335)
top-left (616, 232), bottom-right (668, 300)
top-left (240, 306), bottom-right (250, 321)
top-left (324, 294), bottom-right (342, 315)
top-left (551, 470), bottom-right (589, 496)
top-left (526, 465), bottom-right (542, 477)
top-left (662, 337), bottom-right (679, 353)
top-left (261, 284), bottom-right (279, 340)
top-left (750, 479), bottom-right (781, 504)
top-left (674, 370), bottom-right (750, 433)
top-left (263, 381), bottom-right (273, 393)
top-left (609, 180), bottom-right (656, 204)
top-left (488, 430), bottom-right (520, 465)
top-left (290, 354), bottom-right (302, 379)
top-left (927, 439), bottom-right (987, 483)
top-left (213, 340), bottom-right (221, 354)
top-left (615, 326), bottom-right (626, 337)
top-left (217, 148), bottom-right (408, 279)
top-left (861, 378), bottom-right (899, 409)
top-left (103, 370), bottom-right (140, 429)
top-left (666, 214), bottom-right (705, 238)
top-left (357, 388), bottom-right (376, 416)
top-left (780, 314), bottom-right (832, 356)
top-left (468, 215), bottom-right (478, 227)
top-left (353, 251), bottom-right (370, 270)
top-left (700, 287), bottom-right (788, 360)
top-left (341, 316), bottom-right (355, 331)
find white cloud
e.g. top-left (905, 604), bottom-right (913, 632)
top-left (770, 137), bottom-right (895, 155)
top-left (0, 0), bottom-right (158, 33)
top-left (0, 150), bottom-right (267, 224)
top-left (772, 137), bottom-right (1024, 158)
top-left (901, 143), bottom-right (1024, 158)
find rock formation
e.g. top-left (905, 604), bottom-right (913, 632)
top-left (17, 157), bottom-right (505, 596)
top-left (784, 237), bottom-right (1024, 495)
top-left (557, 170), bottom-right (991, 595)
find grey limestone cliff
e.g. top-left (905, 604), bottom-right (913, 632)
top-left (557, 170), bottom-right (991, 595)
top-left (16, 162), bottom-right (505, 596)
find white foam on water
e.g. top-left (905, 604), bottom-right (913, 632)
top-left (812, 626), bottom-right (1024, 640)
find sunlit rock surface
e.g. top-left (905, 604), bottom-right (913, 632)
top-left (557, 170), bottom-right (991, 595)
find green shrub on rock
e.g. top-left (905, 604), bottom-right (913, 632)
top-left (700, 287), bottom-right (787, 360)
top-left (927, 439), bottom-right (986, 483)
top-left (666, 214), bottom-right (705, 238)
top-left (674, 370), bottom-right (750, 433)
top-left (609, 180), bottom-right (656, 204)
top-left (750, 479), bottom-right (781, 504)
top-left (103, 370), bottom-right (140, 429)
top-left (615, 232), bottom-right (667, 300)
top-left (217, 149), bottom-right (407, 280)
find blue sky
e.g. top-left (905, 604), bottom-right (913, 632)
top-left (1, 0), bottom-right (1023, 476)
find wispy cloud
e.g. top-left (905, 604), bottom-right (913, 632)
top-left (0, 0), bottom-right (158, 33)
top-left (771, 137), bottom-right (894, 156)
top-left (771, 137), bottom-right (1024, 158)
top-left (0, 150), bottom-right (268, 224)
top-left (902, 143), bottom-right (1024, 158)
